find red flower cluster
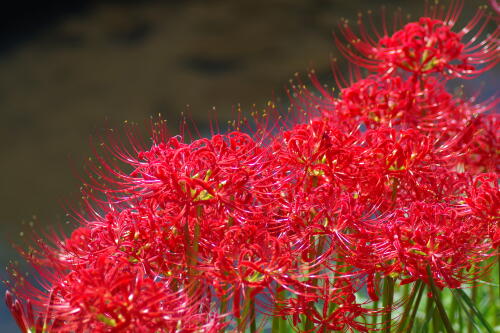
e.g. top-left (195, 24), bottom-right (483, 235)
top-left (5, 1), bottom-right (499, 332)
top-left (336, 0), bottom-right (499, 78)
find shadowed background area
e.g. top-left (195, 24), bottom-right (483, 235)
top-left (0, 0), bottom-right (495, 331)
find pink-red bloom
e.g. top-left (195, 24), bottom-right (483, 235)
top-left (5, 1), bottom-right (498, 332)
top-left (336, 0), bottom-right (499, 78)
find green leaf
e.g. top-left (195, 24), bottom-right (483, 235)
top-left (397, 281), bottom-right (424, 333)
top-left (451, 289), bottom-right (495, 333)
top-left (450, 289), bottom-right (481, 332)
top-left (419, 303), bottom-right (435, 333)
top-left (426, 266), bottom-right (455, 333)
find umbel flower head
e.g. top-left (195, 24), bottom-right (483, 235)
top-left (5, 1), bottom-right (498, 332)
top-left (335, 0), bottom-right (499, 78)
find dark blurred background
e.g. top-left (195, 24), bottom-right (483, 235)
top-left (0, 0), bottom-right (494, 331)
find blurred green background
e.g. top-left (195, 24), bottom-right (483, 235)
top-left (0, 0), bottom-right (495, 331)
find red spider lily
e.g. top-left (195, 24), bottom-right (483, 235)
top-left (5, 129), bottom-right (282, 332)
top-left (6, 256), bottom-right (225, 333)
top-left (202, 224), bottom-right (294, 301)
top-left (276, 277), bottom-right (371, 333)
top-left (462, 173), bottom-right (500, 246)
top-left (299, 66), bottom-right (497, 153)
top-left (492, 0), bottom-right (500, 15)
top-left (325, 75), bottom-right (476, 133)
top-left (377, 17), bottom-right (473, 76)
top-left (4, 1), bottom-right (499, 332)
top-left (455, 113), bottom-right (499, 173)
top-left (270, 118), bottom-right (376, 255)
top-left (364, 201), bottom-right (495, 288)
top-left (5, 290), bottom-right (56, 333)
top-left (335, 0), bottom-right (499, 78)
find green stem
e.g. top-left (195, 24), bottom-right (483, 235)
top-left (383, 276), bottom-right (395, 333)
top-left (404, 281), bottom-right (425, 333)
top-left (458, 296), bottom-right (463, 330)
top-left (249, 298), bottom-right (257, 333)
top-left (467, 263), bottom-right (480, 333)
top-left (433, 305), bottom-right (442, 333)
top-left (372, 298), bottom-right (379, 327)
top-left (272, 289), bottom-right (281, 333)
top-left (236, 316), bottom-right (241, 331)
top-left (492, 257), bottom-right (499, 328)
top-left (468, 285), bottom-right (477, 333)
top-left (303, 242), bottom-right (321, 332)
top-left (304, 308), bottom-right (315, 332)
top-left (396, 281), bottom-right (423, 333)
top-left (403, 282), bottom-right (410, 299)
top-left (426, 265), bottom-right (455, 333)
top-left (219, 289), bottom-right (228, 327)
top-left (239, 288), bottom-right (257, 333)
top-left (425, 290), bottom-right (434, 333)
top-left (422, 295), bottom-right (435, 333)
top-left (272, 288), bottom-right (287, 333)
top-left (449, 291), bottom-right (458, 328)
top-left (271, 316), bottom-right (280, 332)
top-left (329, 257), bottom-right (343, 315)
